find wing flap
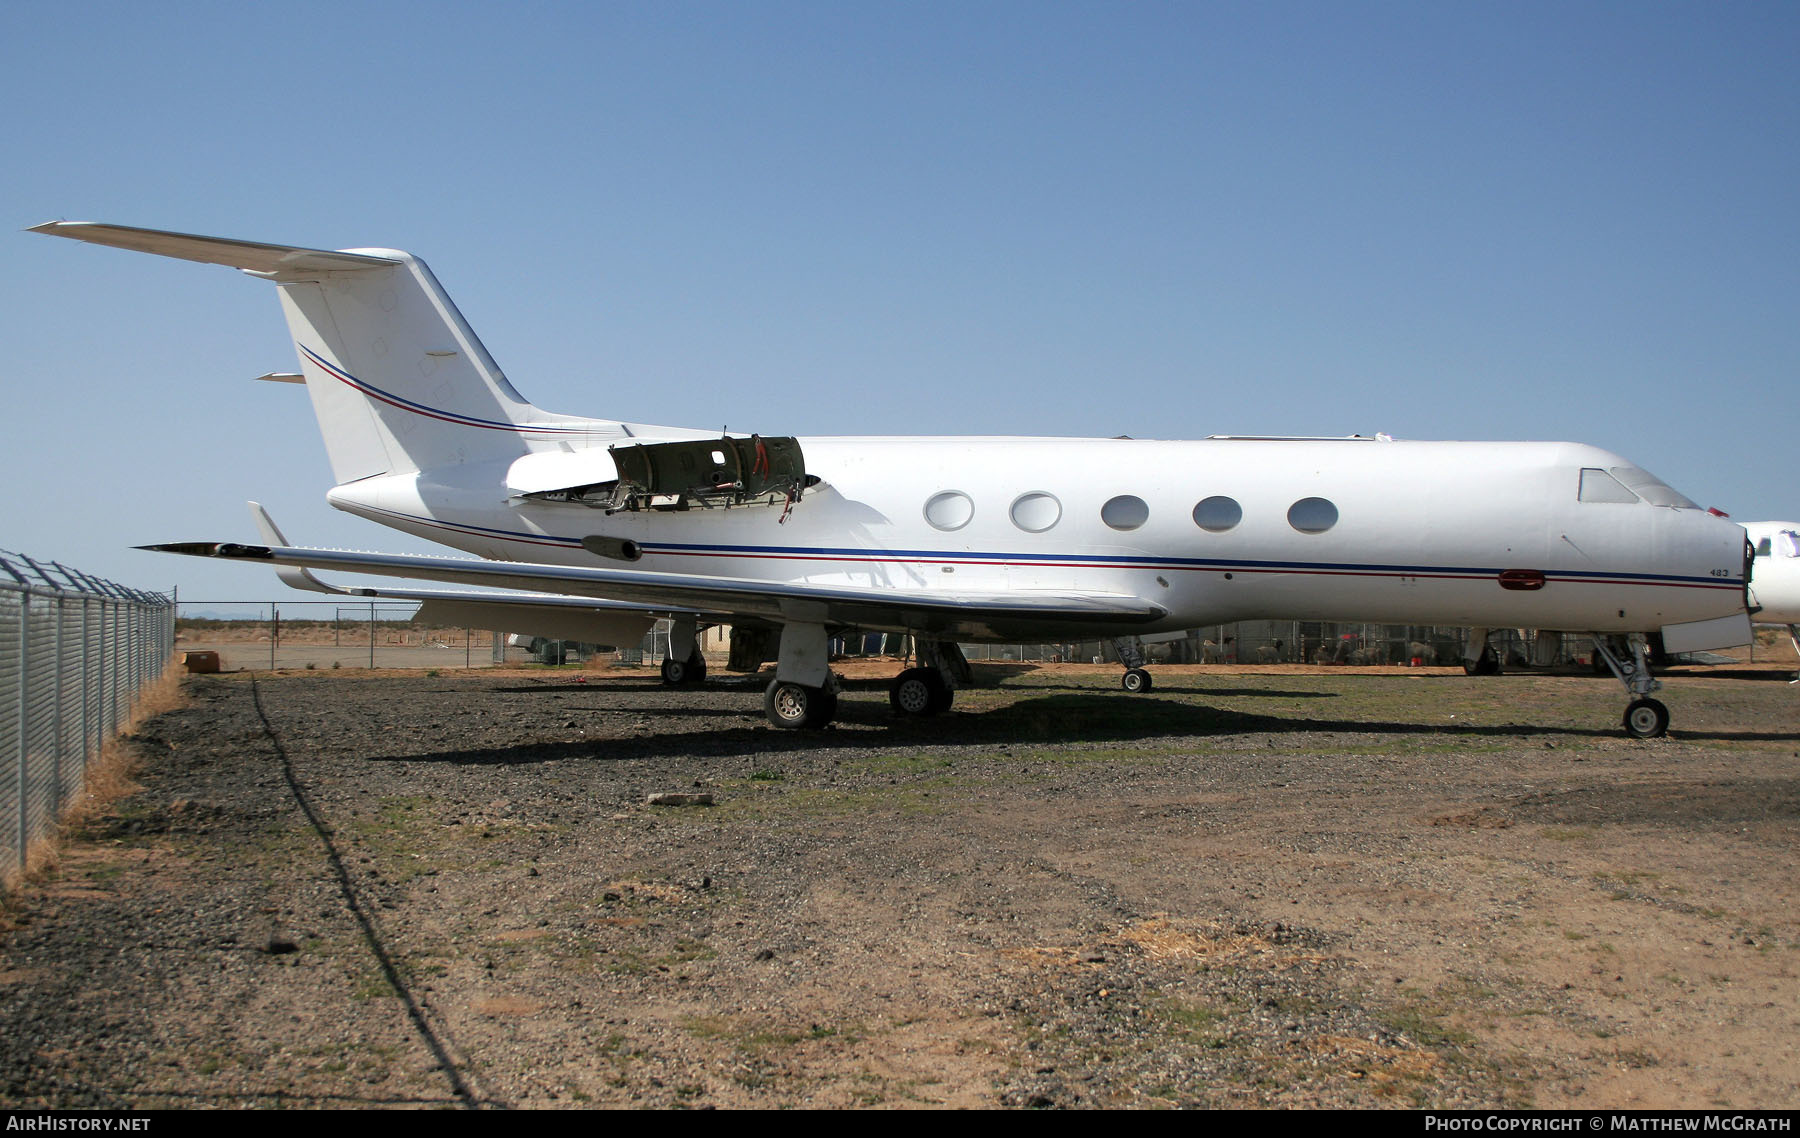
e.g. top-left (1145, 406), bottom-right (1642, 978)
top-left (410, 599), bottom-right (655, 648)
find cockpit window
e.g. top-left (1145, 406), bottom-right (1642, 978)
top-left (1757, 537), bottom-right (1773, 557)
top-left (1779, 530), bottom-right (1800, 558)
top-left (1578, 468), bottom-right (1638, 503)
top-left (1609, 466), bottom-right (1699, 509)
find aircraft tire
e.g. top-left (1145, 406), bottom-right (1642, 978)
top-left (765, 680), bottom-right (835, 729)
top-left (1622, 697), bottom-right (1669, 739)
top-left (660, 653), bottom-right (707, 685)
top-left (1121, 667), bottom-right (1153, 693)
top-left (928, 682), bottom-right (954, 714)
top-left (890, 668), bottom-right (944, 716)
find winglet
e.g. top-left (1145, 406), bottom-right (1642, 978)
top-left (249, 502), bottom-right (345, 594)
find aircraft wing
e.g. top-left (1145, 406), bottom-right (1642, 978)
top-left (144, 541), bottom-right (1168, 640)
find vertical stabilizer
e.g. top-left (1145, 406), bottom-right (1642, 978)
top-left (30, 221), bottom-right (621, 485)
top-left (274, 249), bottom-right (562, 481)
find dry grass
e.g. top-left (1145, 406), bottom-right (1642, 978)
top-left (3, 662), bottom-right (188, 897)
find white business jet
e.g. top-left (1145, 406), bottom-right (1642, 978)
top-left (32, 221), bottom-right (1757, 737)
top-left (1744, 521), bottom-right (1800, 680)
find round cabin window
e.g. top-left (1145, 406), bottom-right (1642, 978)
top-left (1101, 495), bottom-right (1150, 531)
top-left (1192, 496), bottom-right (1243, 533)
top-left (923, 490), bottom-right (975, 532)
top-left (1010, 492), bottom-right (1062, 533)
top-left (1287, 497), bottom-right (1338, 534)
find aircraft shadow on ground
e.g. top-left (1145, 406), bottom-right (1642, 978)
top-left (1497, 776), bottom-right (1800, 828)
top-left (969, 680), bottom-right (1341, 699)
top-left (351, 685), bottom-right (1800, 767)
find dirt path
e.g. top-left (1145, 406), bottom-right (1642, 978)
top-left (1, 664), bottom-right (1796, 1108)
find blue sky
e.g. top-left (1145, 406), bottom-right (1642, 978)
top-left (4, 1), bottom-right (1796, 605)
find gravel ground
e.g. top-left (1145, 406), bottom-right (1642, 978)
top-left (1, 661), bottom-right (1796, 1109)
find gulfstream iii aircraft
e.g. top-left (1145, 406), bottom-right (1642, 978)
top-left (33, 221), bottom-right (1757, 737)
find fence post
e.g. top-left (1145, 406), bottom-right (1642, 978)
top-left (105, 597), bottom-right (116, 736)
top-left (81, 596), bottom-right (92, 782)
top-left (51, 594), bottom-right (64, 815)
top-left (16, 590), bottom-right (30, 876)
top-left (129, 602), bottom-right (140, 712)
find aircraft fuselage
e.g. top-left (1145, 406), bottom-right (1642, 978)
top-left (325, 434), bottom-right (1749, 642)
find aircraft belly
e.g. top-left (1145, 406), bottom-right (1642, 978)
top-left (1192, 566), bottom-right (1739, 632)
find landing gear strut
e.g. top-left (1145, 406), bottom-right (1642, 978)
top-left (1112, 637), bottom-right (1154, 693)
top-left (1590, 633), bottom-right (1669, 739)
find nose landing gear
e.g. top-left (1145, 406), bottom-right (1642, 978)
top-left (1112, 637), bottom-right (1154, 693)
top-left (1591, 634), bottom-right (1669, 738)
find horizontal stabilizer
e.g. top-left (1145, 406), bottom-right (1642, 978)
top-left (28, 221), bottom-right (400, 276)
top-left (237, 506), bottom-right (675, 639)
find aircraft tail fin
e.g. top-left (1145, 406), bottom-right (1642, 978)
top-left (31, 221), bottom-right (621, 484)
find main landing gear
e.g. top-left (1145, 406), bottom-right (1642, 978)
top-left (764, 677), bottom-right (838, 729)
top-left (1112, 637), bottom-right (1154, 693)
top-left (660, 619), bottom-right (707, 685)
top-left (888, 640), bottom-right (966, 718)
top-left (1590, 634), bottom-right (1669, 739)
top-left (761, 634), bottom-right (970, 730)
top-left (889, 668), bottom-right (951, 715)
top-left (1462, 648), bottom-right (1502, 675)
top-left (1461, 628), bottom-right (1502, 675)
top-left (659, 650), bottom-right (707, 685)
top-left (761, 620), bottom-right (837, 730)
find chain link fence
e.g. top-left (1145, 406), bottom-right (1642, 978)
top-left (1, 551), bottom-right (175, 886)
top-left (168, 607), bottom-right (1615, 673)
